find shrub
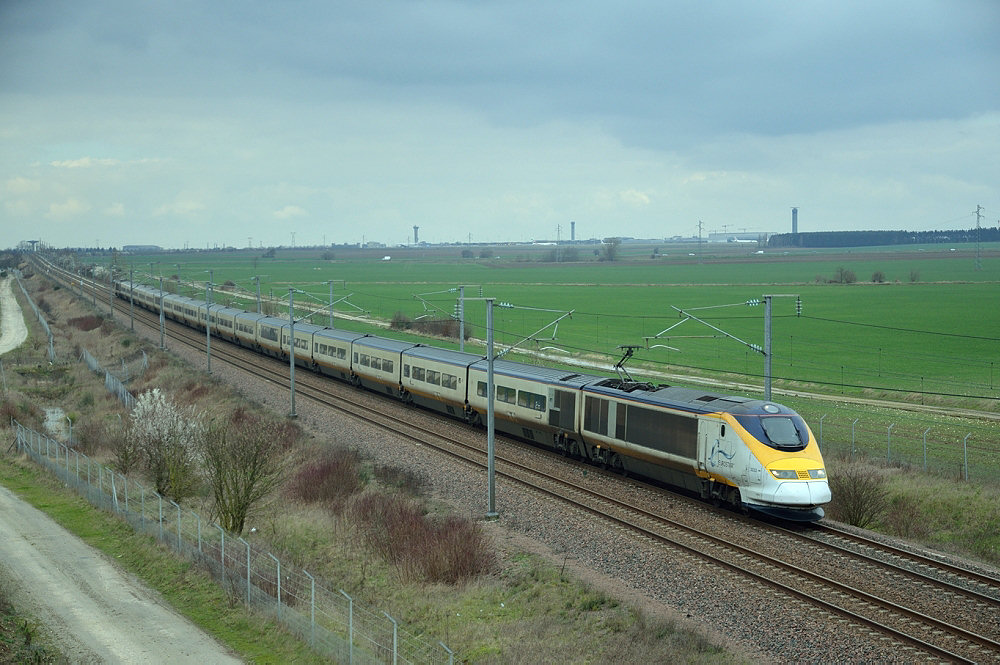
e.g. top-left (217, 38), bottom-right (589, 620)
top-left (350, 492), bottom-right (495, 583)
top-left (390, 311), bottom-right (413, 330)
top-left (67, 315), bottom-right (102, 331)
top-left (288, 448), bottom-right (365, 512)
top-left (827, 463), bottom-right (888, 528)
top-left (129, 389), bottom-right (204, 500)
top-left (872, 271), bottom-right (886, 283)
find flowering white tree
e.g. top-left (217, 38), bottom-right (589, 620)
top-left (129, 389), bottom-right (204, 500)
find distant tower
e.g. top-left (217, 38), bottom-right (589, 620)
top-left (571, 221), bottom-right (576, 241)
top-left (413, 226), bottom-right (419, 245)
top-left (791, 207), bottom-right (798, 234)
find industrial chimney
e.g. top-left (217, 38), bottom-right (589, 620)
top-left (571, 221), bottom-right (576, 241)
top-left (791, 208), bottom-right (798, 234)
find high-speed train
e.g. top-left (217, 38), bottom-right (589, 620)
top-left (116, 280), bottom-right (831, 520)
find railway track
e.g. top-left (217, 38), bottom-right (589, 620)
top-left (39, 259), bottom-right (1000, 662)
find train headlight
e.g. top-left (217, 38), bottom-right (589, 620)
top-left (770, 469), bottom-right (797, 479)
top-left (809, 469), bottom-right (827, 479)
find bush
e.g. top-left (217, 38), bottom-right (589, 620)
top-left (67, 315), bottom-right (102, 331)
top-left (129, 388), bottom-right (204, 500)
top-left (390, 311), bottom-right (413, 330)
top-left (288, 448), bottom-right (365, 512)
top-left (872, 271), bottom-right (886, 283)
top-left (827, 463), bottom-right (888, 528)
top-left (350, 492), bottom-right (496, 583)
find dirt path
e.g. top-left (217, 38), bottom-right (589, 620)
top-left (0, 276), bottom-right (29, 355)
top-left (0, 482), bottom-right (242, 664)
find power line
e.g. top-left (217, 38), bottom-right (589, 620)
top-left (802, 315), bottom-right (1000, 342)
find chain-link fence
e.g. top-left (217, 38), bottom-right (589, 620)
top-left (11, 268), bottom-right (54, 362)
top-left (80, 348), bottom-right (138, 411)
top-left (12, 421), bottom-right (454, 664)
top-left (814, 414), bottom-right (998, 483)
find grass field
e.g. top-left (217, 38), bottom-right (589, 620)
top-left (97, 241), bottom-right (999, 411)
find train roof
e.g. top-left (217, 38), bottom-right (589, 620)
top-left (233, 311), bottom-right (268, 323)
top-left (585, 380), bottom-right (798, 416)
top-left (314, 328), bottom-right (370, 344)
top-left (210, 306), bottom-right (246, 317)
top-left (352, 335), bottom-right (417, 353)
top-left (404, 345), bottom-right (484, 367)
top-left (468, 358), bottom-right (605, 389)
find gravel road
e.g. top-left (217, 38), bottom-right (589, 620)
top-left (0, 483), bottom-right (242, 664)
top-left (0, 276), bottom-right (28, 355)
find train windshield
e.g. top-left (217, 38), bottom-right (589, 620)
top-left (734, 415), bottom-right (808, 450)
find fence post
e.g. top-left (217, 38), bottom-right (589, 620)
top-left (170, 500), bottom-right (182, 551)
top-left (440, 642), bottom-right (454, 665)
top-left (122, 475), bottom-right (128, 514)
top-left (238, 537), bottom-right (252, 607)
top-left (303, 569), bottom-right (315, 647)
top-left (192, 511), bottom-right (202, 553)
top-left (215, 524), bottom-right (226, 585)
top-left (887, 424), bottom-right (895, 463)
top-left (851, 419), bottom-right (859, 459)
top-left (75, 450), bottom-right (80, 482)
top-left (383, 611), bottom-right (398, 665)
top-left (340, 590), bottom-right (354, 665)
top-left (923, 428), bottom-right (930, 473)
top-left (963, 434), bottom-right (970, 481)
top-left (819, 414), bottom-right (827, 450)
top-left (157, 493), bottom-right (163, 541)
top-left (141, 487), bottom-right (145, 530)
top-left (267, 553), bottom-right (281, 620)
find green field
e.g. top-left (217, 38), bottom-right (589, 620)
top-left (100, 242), bottom-right (999, 411)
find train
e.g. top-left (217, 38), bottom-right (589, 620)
top-left (114, 279), bottom-right (831, 521)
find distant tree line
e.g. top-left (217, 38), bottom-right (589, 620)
top-left (769, 227), bottom-right (1000, 249)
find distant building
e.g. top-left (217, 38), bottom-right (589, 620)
top-left (122, 245), bottom-right (163, 253)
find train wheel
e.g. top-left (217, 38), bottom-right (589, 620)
top-left (731, 489), bottom-right (748, 515)
top-left (610, 453), bottom-right (627, 478)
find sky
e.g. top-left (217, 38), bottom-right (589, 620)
top-left (2, 1), bottom-right (998, 250)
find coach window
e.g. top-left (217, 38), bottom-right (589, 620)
top-left (371, 357), bottom-right (382, 370)
top-left (384, 359), bottom-right (394, 373)
top-left (360, 354), bottom-right (370, 367)
top-left (517, 390), bottom-right (546, 411)
top-left (426, 370), bottom-right (441, 385)
top-left (413, 367), bottom-right (426, 381)
top-left (477, 381), bottom-right (487, 397)
top-left (404, 365), bottom-right (410, 378)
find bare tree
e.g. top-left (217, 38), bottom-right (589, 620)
top-left (200, 412), bottom-right (290, 534)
